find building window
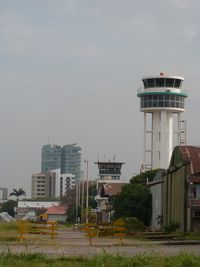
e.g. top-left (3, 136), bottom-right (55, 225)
top-left (155, 78), bottom-right (164, 87)
top-left (195, 184), bottom-right (200, 199)
top-left (147, 78), bottom-right (155, 88)
top-left (165, 78), bottom-right (175, 87)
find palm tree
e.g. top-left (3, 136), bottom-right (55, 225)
top-left (9, 188), bottom-right (26, 202)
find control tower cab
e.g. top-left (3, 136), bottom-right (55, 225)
top-left (137, 73), bottom-right (187, 170)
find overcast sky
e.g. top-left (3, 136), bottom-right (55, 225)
top-left (0, 0), bottom-right (199, 197)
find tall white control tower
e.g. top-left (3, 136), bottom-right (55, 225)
top-left (137, 73), bottom-right (187, 170)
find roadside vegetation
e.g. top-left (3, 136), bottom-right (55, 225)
top-left (0, 223), bottom-right (18, 242)
top-left (113, 169), bottom-right (161, 226)
top-left (1, 252), bottom-right (200, 267)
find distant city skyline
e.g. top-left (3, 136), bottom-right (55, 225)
top-left (0, 1), bottom-right (199, 196)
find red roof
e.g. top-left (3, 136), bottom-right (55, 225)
top-left (46, 205), bottom-right (67, 215)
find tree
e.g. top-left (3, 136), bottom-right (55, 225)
top-left (0, 200), bottom-right (16, 217)
top-left (130, 169), bottom-right (162, 185)
top-left (9, 188), bottom-right (26, 202)
top-left (66, 206), bottom-right (81, 224)
top-left (60, 188), bottom-right (76, 207)
top-left (88, 184), bottom-right (97, 209)
top-left (113, 183), bottom-right (152, 226)
top-left (61, 183), bottom-right (97, 223)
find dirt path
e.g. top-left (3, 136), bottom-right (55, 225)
top-left (1, 228), bottom-right (200, 257)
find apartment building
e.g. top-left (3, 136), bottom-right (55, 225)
top-left (31, 171), bottom-right (56, 199)
top-left (60, 173), bottom-right (76, 197)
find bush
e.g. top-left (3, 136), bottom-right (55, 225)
top-left (164, 221), bottom-right (180, 233)
top-left (125, 217), bottom-right (145, 234)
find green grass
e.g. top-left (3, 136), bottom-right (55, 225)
top-left (183, 232), bottom-right (200, 240)
top-left (0, 223), bottom-right (18, 242)
top-left (1, 252), bottom-right (200, 267)
top-left (0, 222), bottom-right (17, 231)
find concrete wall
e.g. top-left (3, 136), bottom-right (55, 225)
top-left (163, 165), bottom-right (186, 232)
top-left (48, 214), bottom-right (67, 222)
top-left (150, 182), bottom-right (163, 230)
top-left (18, 201), bottom-right (60, 208)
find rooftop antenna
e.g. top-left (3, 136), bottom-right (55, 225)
top-left (113, 154), bottom-right (116, 162)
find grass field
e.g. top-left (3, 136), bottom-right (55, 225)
top-left (1, 252), bottom-right (200, 267)
top-left (0, 223), bottom-right (18, 242)
top-left (2, 222), bottom-right (200, 266)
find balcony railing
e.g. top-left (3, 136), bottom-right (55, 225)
top-left (137, 87), bottom-right (188, 96)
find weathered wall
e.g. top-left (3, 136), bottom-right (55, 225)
top-left (150, 182), bottom-right (163, 230)
top-left (162, 146), bottom-right (186, 231)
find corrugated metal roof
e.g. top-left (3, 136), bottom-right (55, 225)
top-left (180, 146), bottom-right (200, 176)
top-left (100, 183), bottom-right (126, 197)
top-left (189, 199), bottom-right (200, 206)
top-left (188, 175), bottom-right (200, 183)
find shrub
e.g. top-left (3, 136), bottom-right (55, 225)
top-left (164, 221), bottom-right (180, 233)
top-left (125, 217), bottom-right (145, 234)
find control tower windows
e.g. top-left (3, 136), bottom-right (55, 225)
top-left (152, 95), bottom-right (158, 107)
top-left (174, 79), bottom-right (181, 88)
top-left (143, 79), bottom-right (148, 88)
top-left (142, 78), bottom-right (182, 89)
top-left (165, 78), bottom-right (174, 87)
top-left (147, 78), bottom-right (155, 88)
top-left (141, 94), bottom-right (185, 109)
top-left (155, 78), bottom-right (164, 87)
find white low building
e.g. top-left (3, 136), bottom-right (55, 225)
top-left (60, 173), bottom-right (75, 197)
top-left (16, 201), bottom-right (61, 220)
top-left (45, 205), bottom-right (67, 222)
top-left (18, 201), bottom-right (60, 209)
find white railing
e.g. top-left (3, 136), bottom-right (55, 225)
top-left (137, 87), bottom-right (188, 95)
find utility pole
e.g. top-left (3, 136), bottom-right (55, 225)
top-left (85, 160), bottom-right (89, 223)
top-left (81, 171), bottom-right (84, 223)
top-left (75, 176), bottom-right (78, 223)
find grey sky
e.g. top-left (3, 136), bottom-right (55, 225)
top-left (0, 0), bottom-right (199, 196)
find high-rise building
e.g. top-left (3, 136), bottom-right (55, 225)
top-left (0, 188), bottom-right (8, 201)
top-left (41, 144), bottom-right (81, 179)
top-left (61, 144), bottom-right (81, 179)
top-left (41, 145), bottom-right (62, 172)
top-left (137, 73), bottom-right (187, 170)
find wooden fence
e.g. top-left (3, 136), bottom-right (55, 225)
top-left (83, 221), bottom-right (126, 246)
top-left (17, 220), bottom-right (57, 243)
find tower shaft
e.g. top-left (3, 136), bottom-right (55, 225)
top-left (152, 111), bottom-right (173, 169)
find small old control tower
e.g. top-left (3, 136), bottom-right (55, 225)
top-left (137, 73), bottom-right (187, 170)
top-left (95, 161), bottom-right (125, 222)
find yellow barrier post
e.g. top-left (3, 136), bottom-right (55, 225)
top-left (47, 221), bottom-right (57, 245)
top-left (17, 220), bottom-right (57, 244)
top-left (17, 220), bottom-right (29, 243)
top-left (97, 222), bottom-right (113, 236)
top-left (83, 223), bottom-right (97, 246)
top-left (113, 220), bottom-right (126, 246)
